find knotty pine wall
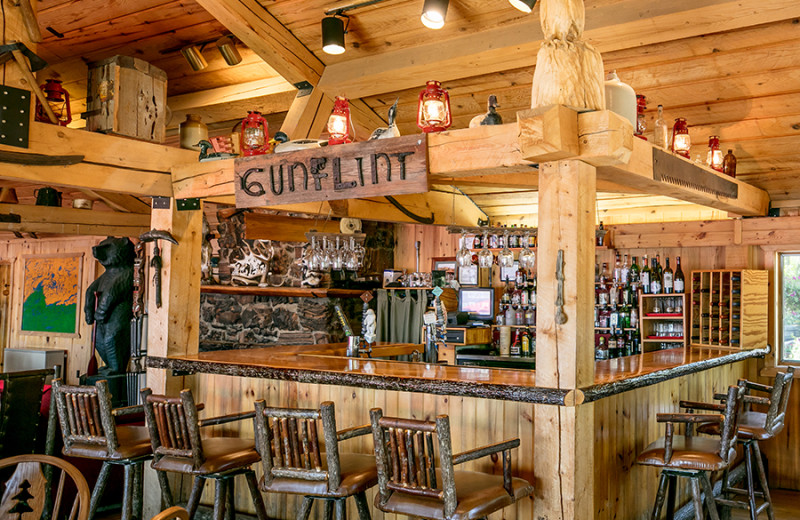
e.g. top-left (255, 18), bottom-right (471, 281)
top-left (0, 237), bottom-right (103, 383)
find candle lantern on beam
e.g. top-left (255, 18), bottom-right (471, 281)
top-left (417, 80), bottom-right (451, 133)
top-left (327, 96), bottom-right (353, 145)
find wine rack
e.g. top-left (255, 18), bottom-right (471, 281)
top-left (689, 270), bottom-right (768, 349)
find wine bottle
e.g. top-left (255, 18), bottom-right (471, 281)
top-left (674, 256), bottom-right (685, 293)
top-left (614, 252), bottom-right (622, 285)
top-left (629, 256), bottom-right (640, 285)
top-left (650, 257), bottom-right (662, 294)
top-left (641, 255), bottom-right (651, 295)
top-left (663, 257), bottom-right (674, 294)
top-left (654, 104), bottom-right (669, 150)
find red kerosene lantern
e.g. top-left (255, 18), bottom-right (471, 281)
top-left (240, 111), bottom-right (269, 156)
top-left (671, 117), bottom-right (691, 158)
top-left (706, 135), bottom-right (724, 172)
top-left (35, 79), bottom-right (71, 126)
top-left (417, 80), bottom-right (451, 133)
top-left (327, 96), bottom-right (352, 145)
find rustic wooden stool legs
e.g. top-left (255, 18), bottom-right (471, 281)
top-left (651, 469), bottom-right (719, 520)
top-left (88, 460), bottom-right (146, 520)
top-left (717, 440), bottom-right (774, 520)
top-left (295, 496), bottom-right (369, 520)
top-left (173, 470), bottom-right (267, 520)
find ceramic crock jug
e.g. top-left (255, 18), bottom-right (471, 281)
top-left (34, 187), bottom-right (62, 207)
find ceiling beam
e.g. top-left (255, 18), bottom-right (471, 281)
top-left (79, 190), bottom-right (152, 214)
top-left (0, 203), bottom-right (151, 236)
top-left (193, 0), bottom-right (325, 86)
top-left (168, 77), bottom-right (295, 112)
top-left (0, 163), bottom-right (172, 197)
top-left (318, 0), bottom-right (800, 99)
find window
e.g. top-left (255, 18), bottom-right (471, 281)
top-left (778, 252), bottom-right (800, 363)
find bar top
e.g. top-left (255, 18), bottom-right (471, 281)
top-left (148, 343), bottom-right (768, 406)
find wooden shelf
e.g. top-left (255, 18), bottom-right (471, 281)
top-left (200, 285), bottom-right (367, 298)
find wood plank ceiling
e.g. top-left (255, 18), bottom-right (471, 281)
top-left (11, 0), bottom-right (800, 230)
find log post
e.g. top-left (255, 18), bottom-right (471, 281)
top-left (143, 199), bottom-right (203, 517)
top-left (534, 159), bottom-right (596, 520)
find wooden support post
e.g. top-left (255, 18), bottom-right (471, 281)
top-left (534, 159), bottom-right (596, 520)
top-left (143, 200), bottom-right (203, 518)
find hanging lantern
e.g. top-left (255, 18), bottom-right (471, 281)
top-left (327, 96), bottom-right (352, 145)
top-left (706, 135), bottom-right (724, 172)
top-left (35, 79), bottom-right (71, 126)
top-left (240, 111), bottom-right (269, 156)
top-left (417, 80), bottom-right (451, 133)
top-left (671, 117), bottom-right (691, 158)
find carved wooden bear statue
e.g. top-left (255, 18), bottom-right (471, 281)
top-left (85, 237), bottom-right (135, 374)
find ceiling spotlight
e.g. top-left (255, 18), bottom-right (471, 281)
top-left (180, 45), bottom-right (208, 71)
top-left (322, 15), bottom-right (347, 55)
top-left (216, 36), bottom-right (242, 66)
top-left (508, 0), bottom-right (537, 13)
top-left (421, 0), bottom-right (448, 29)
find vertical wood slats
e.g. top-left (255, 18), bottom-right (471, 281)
top-left (153, 402), bottom-right (192, 452)
top-left (269, 416), bottom-right (323, 471)
top-left (63, 390), bottom-right (103, 439)
top-left (384, 425), bottom-right (439, 493)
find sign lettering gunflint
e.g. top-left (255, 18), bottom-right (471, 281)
top-left (235, 135), bottom-right (429, 208)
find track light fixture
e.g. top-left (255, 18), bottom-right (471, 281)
top-left (216, 36), bottom-right (242, 66)
top-left (421, 0), bottom-right (449, 29)
top-left (322, 14), bottom-right (349, 55)
top-left (508, 0), bottom-right (537, 13)
top-left (180, 45), bottom-right (207, 71)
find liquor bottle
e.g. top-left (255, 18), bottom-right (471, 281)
top-left (521, 328), bottom-right (531, 357)
top-left (674, 256), bottom-right (685, 293)
top-left (596, 336), bottom-right (608, 361)
top-left (630, 303), bottom-right (639, 329)
top-left (654, 104), bottom-right (669, 150)
top-left (629, 256), bottom-right (640, 286)
top-left (510, 330), bottom-right (521, 357)
top-left (473, 233), bottom-right (481, 249)
top-left (609, 303), bottom-right (619, 330)
top-left (621, 254), bottom-right (630, 287)
top-left (597, 265), bottom-right (610, 306)
top-left (614, 252), bottom-right (623, 285)
top-left (620, 329), bottom-right (631, 357)
top-left (530, 276), bottom-right (537, 307)
top-left (650, 257), bottom-right (662, 294)
top-left (655, 254), bottom-right (663, 280)
top-left (723, 149), bottom-right (737, 177)
top-left (595, 260), bottom-right (600, 283)
top-left (631, 329), bottom-right (641, 355)
top-left (641, 255), bottom-right (651, 295)
top-left (663, 257), bottom-right (674, 294)
top-left (597, 221), bottom-right (605, 246)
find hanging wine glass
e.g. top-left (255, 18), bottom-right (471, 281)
top-left (478, 232), bottom-right (494, 268)
top-left (331, 236), bottom-right (344, 270)
top-left (519, 233), bottom-right (536, 271)
top-left (498, 231), bottom-right (514, 268)
top-left (345, 237), bottom-right (359, 271)
top-left (320, 237), bottom-right (332, 271)
top-left (310, 236), bottom-right (325, 271)
top-left (456, 233), bottom-right (473, 267)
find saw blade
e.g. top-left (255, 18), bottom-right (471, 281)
top-left (653, 148), bottom-right (738, 199)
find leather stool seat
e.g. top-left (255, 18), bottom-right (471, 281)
top-left (152, 437), bottom-right (260, 475)
top-left (697, 411), bottom-right (771, 441)
top-left (637, 435), bottom-right (735, 472)
top-left (376, 469), bottom-right (533, 520)
top-left (261, 452), bottom-right (377, 497)
top-left (65, 425), bottom-right (152, 461)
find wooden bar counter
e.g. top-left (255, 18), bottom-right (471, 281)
top-left (147, 344), bottom-right (767, 519)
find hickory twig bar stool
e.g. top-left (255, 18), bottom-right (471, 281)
top-left (140, 388), bottom-right (267, 520)
top-left (53, 378), bottom-right (152, 520)
top-left (636, 383), bottom-right (746, 520)
top-left (253, 400), bottom-right (377, 520)
top-left (369, 408), bottom-right (533, 520)
top-left (688, 367), bottom-right (795, 519)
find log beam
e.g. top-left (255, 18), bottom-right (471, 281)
top-left (0, 163), bottom-right (173, 197)
top-left (0, 203), bottom-right (150, 236)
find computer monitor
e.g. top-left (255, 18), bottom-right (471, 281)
top-left (458, 287), bottom-right (495, 324)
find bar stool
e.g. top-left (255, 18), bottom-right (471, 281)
top-left (140, 388), bottom-right (267, 520)
top-left (52, 378), bottom-right (152, 520)
top-left (369, 408), bottom-right (533, 520)
top-left (688, 367), bottom-right (795, 519)
top-left (253, 400), bottom-right (377, 520)
top-left (636, 383), bottom-right (746, 520)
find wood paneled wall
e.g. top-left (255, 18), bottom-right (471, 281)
top-left (192, 361), bottom-right (746, 519)
top-left (0, 237), bottom-right (102, 383)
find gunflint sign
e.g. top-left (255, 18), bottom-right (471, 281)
top-left (234, 135), bottom-right (429, 208)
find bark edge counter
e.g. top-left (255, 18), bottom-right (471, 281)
top-left (147, 344), bottom-right (768, 405)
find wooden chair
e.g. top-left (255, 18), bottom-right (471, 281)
top-left (369, 408), bottom-right (533, 520)
top-left (636, 383), bottom-right (747, 520)
top-left (688, 367), bottom-right (795, 520)
top-left (151, 506), bottom-right (190, 520)
top-left (0, 368), bottom-right (52, 459)
top-left (140, 387), bottom-right (267, 520)
top-left (0, 453), bottom-right (91, 520)
top-left (253, 400), bottom-right (377, 520)
top-left (52, 378), bottom-right (152, 520)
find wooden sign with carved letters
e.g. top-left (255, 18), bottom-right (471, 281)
top-left (235, 134), bottom-right (429, 208)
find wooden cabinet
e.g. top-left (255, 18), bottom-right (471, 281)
top-left (690, 270), bottom-right (768, 349)
top-left (638, 293), bottom-right (688, 352)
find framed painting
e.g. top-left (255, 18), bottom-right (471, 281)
top-left (20, 253), bottom-right (83, 336)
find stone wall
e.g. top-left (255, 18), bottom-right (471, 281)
top-left (199, 293), bottom-right (362, 351)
